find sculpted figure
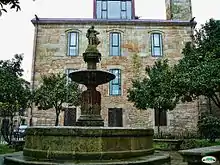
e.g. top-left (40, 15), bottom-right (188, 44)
top-left (86, 26), bottom-right (101, 47)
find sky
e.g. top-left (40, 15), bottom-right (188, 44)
top-left (0, 0), bottom-right (220, 81)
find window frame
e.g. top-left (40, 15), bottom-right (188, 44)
top-left (67, 31), bottom-right (79, 56)
top-left (96, 0), bottom-right (132, 19)
top-left (109, 69), bottom-right (121, 96)
top-left (108, 108), bottom-right (123, 127)
top-left (109, 32), bottom-right (121, 56)
top-left (151, 33), bottom-right (163, 57)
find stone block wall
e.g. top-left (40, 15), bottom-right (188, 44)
top-left (31, 20), bottom-right (198, 134)
top-left (165, 0), bottom-right (192, 20)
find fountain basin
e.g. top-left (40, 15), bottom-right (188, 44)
top-left (22, 126), bottom-right (154, 161)
top-left (69, 70), bottom-right (116, 86)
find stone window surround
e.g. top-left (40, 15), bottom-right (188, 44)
top-left (65, 29), bottom-right (82, 57)
top-left (148, 30), bottom-right (164, 57)
top-left (106, 29), bottom-right (124, 56)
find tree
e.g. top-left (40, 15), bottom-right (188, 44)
top-left (0, 54), bottom-right (31, 144)
top-left (127, 59), bottom-right (179, 134)
top-left (0, 0), bottom-right (21, 16)
top-left (33, 73), bottom-right (81, 126)
top-left (173, 19), bottom-right (220, 109)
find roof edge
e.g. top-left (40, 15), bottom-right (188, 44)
top-left (31, 18), bottom-right (197, 27)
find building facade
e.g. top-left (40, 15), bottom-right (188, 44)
top-left (30, 0), bottom-right (199, 135)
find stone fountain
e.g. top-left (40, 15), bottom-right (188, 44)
top-left (4, 26), bottom-right (170, 165)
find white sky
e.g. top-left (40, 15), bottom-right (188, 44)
top-left (0, 0), bottom-right (220, 81)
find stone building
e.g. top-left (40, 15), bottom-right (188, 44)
top-left (30, 0), bottom-right (199, 135)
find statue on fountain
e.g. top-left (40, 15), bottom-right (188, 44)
top-left (84, 26), bottom-right (101, 63)
top-left (86, 25), bottom-right (100, 47)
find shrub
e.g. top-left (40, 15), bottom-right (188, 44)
top-left (198, 115), bottom-right (220, 142)
top-left (180, 139), bottom-right (220, 150)
top-left (0, 144), bottom-right (15, 154)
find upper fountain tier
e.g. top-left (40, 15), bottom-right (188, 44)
top-left (69, 26), bottom-right (115, 86)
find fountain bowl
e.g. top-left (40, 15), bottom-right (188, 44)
top-left (69, 70), bottom-right (116, 86)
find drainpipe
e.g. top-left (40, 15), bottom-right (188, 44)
top-left (29, 15), bottom-right (39, 126)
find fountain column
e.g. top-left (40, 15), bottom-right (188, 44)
top-left (75, 26), bottom-right (104, 126)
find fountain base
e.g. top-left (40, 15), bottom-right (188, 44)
top-left (4, 126), bottom-right (170, 165)
top-left (4, 151), bottom-right (170, 165)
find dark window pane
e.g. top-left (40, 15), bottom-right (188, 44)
top-left (108, 108), bottom-right (123, 127)
top-left (64, 108), bottom-right (76, 126)
top-left (96, 1), bottom-right (101, 18)
top-left (155, 109), bottom-right (167, 126)
top-left (108, 1), bottom-right (120, 19)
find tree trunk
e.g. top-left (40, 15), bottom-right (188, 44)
top-left (158, 110), bottom-right (161, 137)
top-left (7, 116), bottom-right (14, 145)
top-left (55, 109), bottom-right (60, 126)
top-left (1, 118), bottom-right (10, 144)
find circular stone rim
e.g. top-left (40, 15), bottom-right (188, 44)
top-left (25, 126), bottom-right (154, 136)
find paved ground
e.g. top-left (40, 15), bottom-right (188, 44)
top-left (166, 151), bottom-right (187, 165)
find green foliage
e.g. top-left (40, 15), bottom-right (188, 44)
top-left (0, 54), bottom-right (31, 144)
top-left (128, 59), bottom-right (179, 133)
top-left (154, 131), bottom-right (200, 139)
top-left (0, 0), bottom-right (21, 16)
top-left (0, 144), bottom-right (15, 154)
top-left (198, 115), bottom-right (220, 142)
top-left (173, 19), bottom-right (220, 107)
top-left (128, 59), bottom-right (178, 111)
top-left (33, 73), bottom-right (81, 126)
top-left (180, 139), bottom-right (220, 150)
top-left (153, 142), bottom-right (169, 150)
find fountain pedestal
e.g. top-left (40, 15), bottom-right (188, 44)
top-left (76, 85), bottom-right (104, 126)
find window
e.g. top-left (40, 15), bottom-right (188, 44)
top-left (110, 32), bottom-right (121, 56)
top-left (64, 108), bottom-right (76, 126)
top-left (96, 0), bottom-right (132, 19)
top-left (67, 32), bottom-right (79, 56)
top-left (109, 69), bottom-right (121, 96)
top-left (155, 109), bottom-right (167, 126)
top-left (108, 108), bottom-right (123, 127)
top-left (151, 33), bottom-right (163, 57)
